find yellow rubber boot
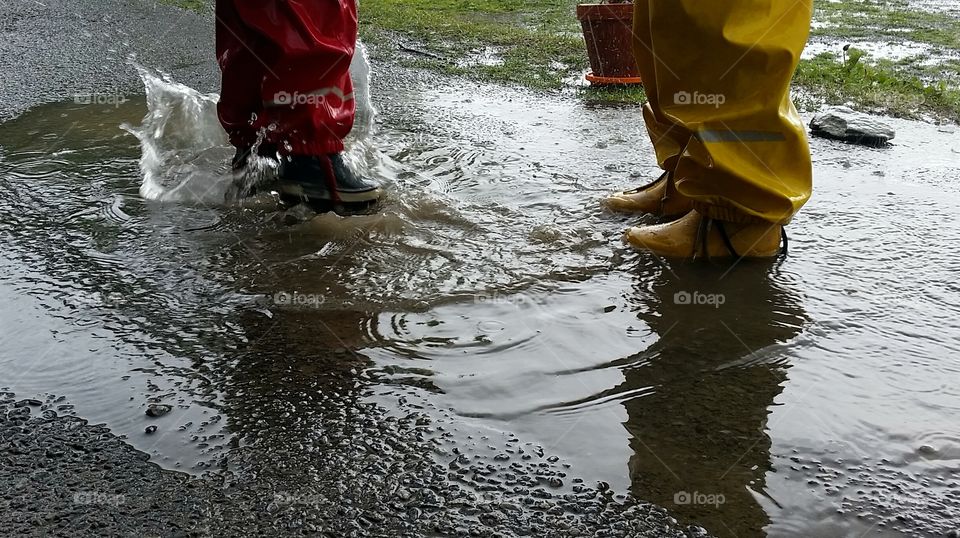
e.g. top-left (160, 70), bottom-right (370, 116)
top-left (605, 172), bottom-right (694, 218)
top-left (624, 210), bottom-right (784, 259)
top-left (629, 0), bottom-right (814, 226)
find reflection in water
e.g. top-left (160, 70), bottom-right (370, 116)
top-left (620, 260), bottom-right (806, 537)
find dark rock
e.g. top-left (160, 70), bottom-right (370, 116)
top-left (145, 404), bottom-right (172, 418)
top-left (810, 106), bottom-right (896, 146)
top-left (145, 425), bottom-right (158, 435)
top-left (281, 204), bottom-right (317, 225)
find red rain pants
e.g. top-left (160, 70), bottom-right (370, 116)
top-left (215, 0), bottom-right (358, 156)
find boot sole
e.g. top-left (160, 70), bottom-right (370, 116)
top-left (277, 183), bottom-right (384, 204)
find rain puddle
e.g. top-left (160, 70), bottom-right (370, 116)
top-left (455, 46), bottom-right (506, 69)
top-left (1, 49), bottom-right (960, 537)
top-left (905, 0), bottom-right (960, 17)
top-left (802, 40), bottom-right (940, 65)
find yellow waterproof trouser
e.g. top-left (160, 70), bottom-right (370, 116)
top-left (633, 0), bottom-right (813, 224)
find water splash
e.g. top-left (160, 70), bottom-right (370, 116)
top-left (121, 64), bottom-right (233, 203)
top-left (122, 41), bottom-right (380, 204)
top-left (344, 40), bottom-right (379, 175)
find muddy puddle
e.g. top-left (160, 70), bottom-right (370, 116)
top-left (1, 51), bottom-right (960, 536)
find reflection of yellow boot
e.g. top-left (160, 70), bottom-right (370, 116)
top-left (605, 172), bottom-right (693, 218)
top-left (624, 210), bottom-right (785, 259)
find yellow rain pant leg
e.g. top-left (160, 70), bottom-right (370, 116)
top-left (632, 0), bottom-right (813, 225)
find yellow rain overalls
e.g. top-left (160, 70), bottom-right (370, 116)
top-left (633, 0), bottom-right (813, 225)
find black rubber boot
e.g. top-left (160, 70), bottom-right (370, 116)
top-left (276, 153), bottom-right (383, 205)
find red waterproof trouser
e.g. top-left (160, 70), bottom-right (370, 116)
top-left (216, 0), bottom-right (357, 156)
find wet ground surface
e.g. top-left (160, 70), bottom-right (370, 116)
top-left (0, 0), bottom-right (216, 121)
top-left (807, 0), bottom-right (960, 90)
top-left (3, 1), bottom-right (960, 537)
top-left (905, 0), bottom-right (960, 17)
top-left (0, 392), bottom-right (697, 537)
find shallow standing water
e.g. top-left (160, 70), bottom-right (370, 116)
top-left (1, 57), bottom-right (959, 537)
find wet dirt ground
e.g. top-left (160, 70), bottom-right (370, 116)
top-left (2, 1), bottom-right (960, 537)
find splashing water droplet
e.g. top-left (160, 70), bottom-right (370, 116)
top-left (120, 41), bottom-right (380, 205)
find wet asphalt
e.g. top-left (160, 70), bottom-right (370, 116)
top-left (0, 389), bottom-right (698, 537)
top-left (0, 1), bottom-right (702, 536)
top-left (0, 0), bottom-right (216, 121)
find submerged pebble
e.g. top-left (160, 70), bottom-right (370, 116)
top-left (145, 404), bottom-right (172, 418)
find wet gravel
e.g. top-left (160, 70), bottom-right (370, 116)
top-left (773, 450), bottom-right (960, 536)
top-left (0, 0), bottom-right (216, 121)
top-left (0, 390), bottom-right (706, 537)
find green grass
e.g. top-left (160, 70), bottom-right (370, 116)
top-left (813, 0), bottom-right (960, 50)
top-left (161, 0), bottom-right (207, 12)
top-left (579, 84), bottom-right (647, 104)
top-left (794, 51), bottom-right (960, 119)
top-left (360, 0), bottom-right (587, 90)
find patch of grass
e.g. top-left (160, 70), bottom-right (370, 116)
top-left (360, 0), bottom-right (587, 89)
top-left (579, 84), bottom-right (647, 105)
top-left (795, 52), bottom-right (960, 119)
top-left (813, 0), bottom-right (960, 50)
top-left (160, 0), bottom-right (207, 12)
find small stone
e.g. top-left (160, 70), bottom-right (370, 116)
top-left (810, 106), bottom-right (895, 146)
top-left (145, 404), bottom-right (172, 418)
top-left (282, 203), bottom-right (317, 225)
top-left (145, 425), bottom-right (158, 434)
